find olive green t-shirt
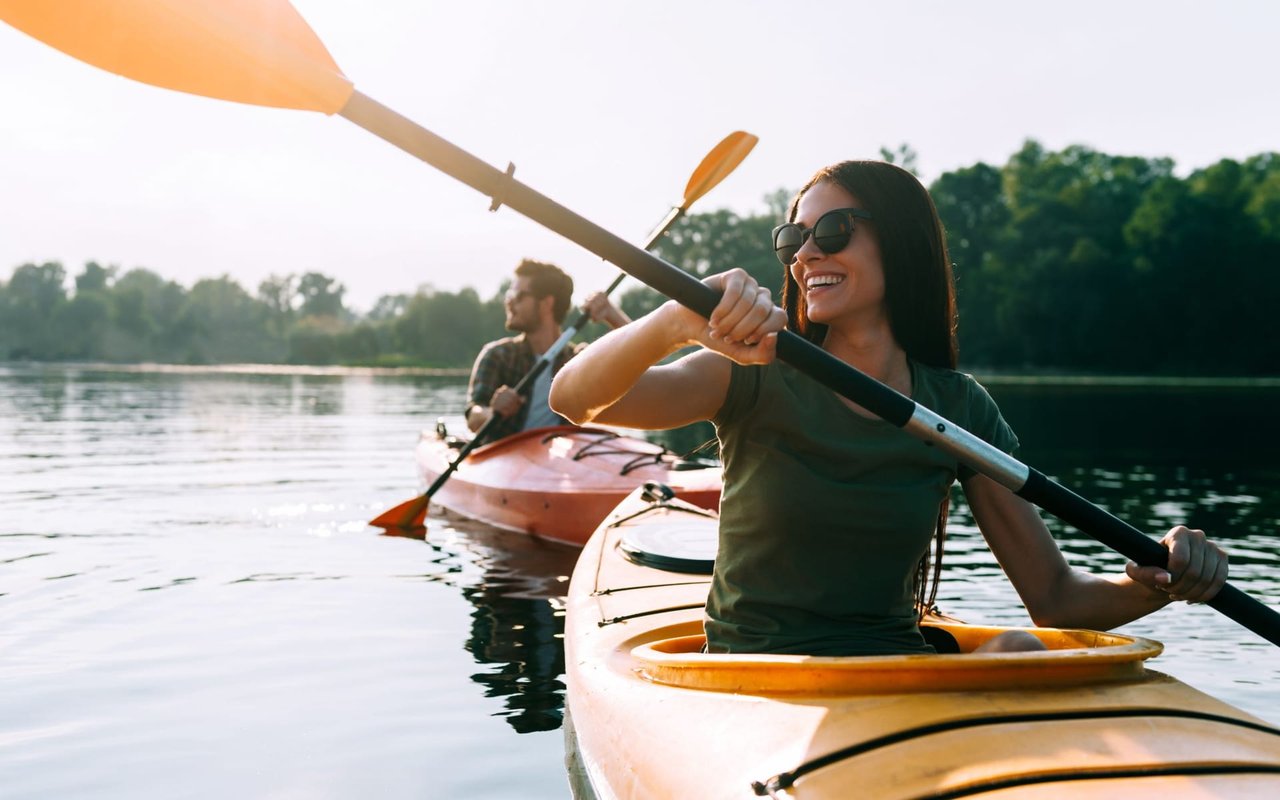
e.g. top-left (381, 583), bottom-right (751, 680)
top-left (707, 359), bottom-right (1019, 656)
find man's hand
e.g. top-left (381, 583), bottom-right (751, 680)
top-left (583, 292), bottom-right (631, 330)
top-left (490, 385), bottom-right (525, 418)
top-left (465, 385), bottom-right (525, 432)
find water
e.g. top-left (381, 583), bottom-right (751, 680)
top-left (2, 364), bottom-right (1277, 798)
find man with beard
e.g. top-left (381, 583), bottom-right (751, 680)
top-left (465, 259), bottom-right (628, 443)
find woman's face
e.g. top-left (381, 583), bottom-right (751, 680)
top-left (788, 181), bottom-right (886, 329)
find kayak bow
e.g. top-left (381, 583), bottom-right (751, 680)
top-left (415, 426), bottom-right (721, 547)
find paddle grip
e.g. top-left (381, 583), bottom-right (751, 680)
top-left (1018, 468), bottom-right (1280, 647)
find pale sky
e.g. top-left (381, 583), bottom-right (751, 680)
top-left (2, 0), bottom-right (1277, 313)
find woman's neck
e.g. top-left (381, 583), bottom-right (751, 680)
top-left (821, 321), bottom-right (911, 398)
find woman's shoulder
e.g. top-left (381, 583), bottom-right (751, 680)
top-left (913, 361), bottom-right (1018, 455)
top-left (912, 360), bottom-right (981, 392)
top-left (911, 361), bottom-right (1001, 412)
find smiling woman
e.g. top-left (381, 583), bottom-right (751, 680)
top-left (549, 159), bottom-right (1236, 657)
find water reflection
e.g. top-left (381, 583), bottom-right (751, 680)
top-left (384, 516), bottom-right (579, 734)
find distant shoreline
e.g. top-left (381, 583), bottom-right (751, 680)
top-left (3, 361), bottom-right (1278, 388)
top-left (0, 361), bottom-right (471, 378)
top-left (974, 373), bottom-right (1280, 389)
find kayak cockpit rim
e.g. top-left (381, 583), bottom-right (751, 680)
top-left (627, 623), bottom-right (1164, 695)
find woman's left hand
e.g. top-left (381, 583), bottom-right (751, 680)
top-left (1125, 525), bottom-right (1229, 603)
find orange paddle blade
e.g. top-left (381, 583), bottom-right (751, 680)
top-left (369, 495), bottom-right (429, 529)
top-left (681, 131), bottom-right (758, 207)
top-left (0, 0), bottom-right (353, 113)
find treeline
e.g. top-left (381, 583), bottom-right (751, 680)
top-left (2, 140), bottom-right (1277, 374)
top-left (0, 264), bottom-right (510, 367)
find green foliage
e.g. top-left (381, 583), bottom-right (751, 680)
top-left (1, 141), bottom-right (1276, 374)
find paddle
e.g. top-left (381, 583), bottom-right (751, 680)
top-left (4, 0), bottom-right (1276, 647)
top-left (368, 130), bottom-right (758, 529)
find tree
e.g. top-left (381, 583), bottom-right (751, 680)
top-left (109, 268), bottom-right (189, 361)
top-left (368, 292), bottom-right (411, 322)
top-left (391, 286), bottom-right (503, 367)
top-left (879, 143), bottom-right (920, 176)
top-left (296, 271), bottom-right (345, 319)
top-left (0, 261), bottom-right (68, 359)
top-left (178, 275), bottom-right (276, 363)
top-left (930, 162), bottom-right (1009, 366)
top-left (75, 261), bottom-right (115, 294)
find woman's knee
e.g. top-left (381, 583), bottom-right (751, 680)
top-left (973, 630), bottom-right (1047, 653)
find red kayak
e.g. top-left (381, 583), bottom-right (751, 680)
top-left (414, 424), bottom-right (721, 546)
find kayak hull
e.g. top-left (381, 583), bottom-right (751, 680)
top-left (416, 425), bottom-right (721, 547)
top-left (564, 488), bottom-right (1280, 799)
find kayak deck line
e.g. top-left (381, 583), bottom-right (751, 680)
top-left (761, 764), bottom-right (1280, 800)
top-left (603, 494), bottom-right (717, 529)
top-left (559, 430), bottom-right (716, 476)
top-left (598, 604), bottom-right (709, 628)
top-left (752, 707), bottom-right (1280, 797)
top-left (590, 579), bottom-right (711, 597)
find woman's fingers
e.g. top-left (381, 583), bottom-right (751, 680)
top-left (1166, 527), bottom-right (1227, 602)
top-left (706, 269), bottom-right (752, 338)
top-left (706, 270), bottom-right (782, 345)
top-left (713, 330), bottom-right (780, 366)
top-left (1130, 526), bottom-right (1229, 603)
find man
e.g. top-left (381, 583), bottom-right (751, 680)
top-left (465, 259), bottom-right (628, 442)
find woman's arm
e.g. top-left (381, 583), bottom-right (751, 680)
top-left (550, 269), bottom-right (785, 429)
top-left (962, 472), bottom-right (1228, 630)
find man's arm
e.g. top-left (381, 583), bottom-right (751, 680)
top-left (582, 292), bottom-right (631, 330)
top-left (466, 342), bottom-right (506, 433)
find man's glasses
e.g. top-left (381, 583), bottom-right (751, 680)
top-left (772, 208), bottom-right (873, 266)
top-left (504, 289), bottom-right (535, 304)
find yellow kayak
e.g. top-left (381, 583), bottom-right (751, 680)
top-left (564, 485), bottom-right (1280, 799)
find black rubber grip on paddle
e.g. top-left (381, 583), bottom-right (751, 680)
top-left (1018, 468), bottom-right (1280, 647)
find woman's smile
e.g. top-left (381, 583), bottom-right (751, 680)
top-left (805, 272), bottom-right (845, 292)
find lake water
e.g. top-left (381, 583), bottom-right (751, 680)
top-left (2, 364), bottom-right (1278, 798)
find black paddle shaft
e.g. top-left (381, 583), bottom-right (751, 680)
top-left (339, 90), bottom-right (1280, 647)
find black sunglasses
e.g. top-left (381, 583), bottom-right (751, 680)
top-left (772, 207), bottom-right (874, 266)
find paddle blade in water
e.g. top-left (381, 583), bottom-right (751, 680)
top-left (0, 0), bottom-right (353, 112)
top-left (370, 495), bottom-right (429, 530)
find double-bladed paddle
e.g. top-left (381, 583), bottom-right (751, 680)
top-left (3, 0), bottom-right (1276, 647)
top-left (368, 130), bottom-right (757, 529)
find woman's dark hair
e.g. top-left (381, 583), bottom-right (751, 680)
top-left (780, 160), bottom-right (958, 370)
top-left (781, 161), bottom-right (959, 617)
top-left (515, 258), bottom-right (573, 323)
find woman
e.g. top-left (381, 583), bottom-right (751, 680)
top-left (549, 160), bottom-right (1227, 656)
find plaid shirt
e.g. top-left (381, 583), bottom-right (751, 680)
top-left (467, 335), bottom-right (585, 443)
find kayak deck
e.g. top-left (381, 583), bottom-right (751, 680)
top-left (564, 488), bottom-right (1280, 799)
top-left (416, 424), bottom-right (721, 547)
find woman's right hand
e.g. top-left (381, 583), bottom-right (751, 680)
top-left (661, 268), bottom-right (786, 365)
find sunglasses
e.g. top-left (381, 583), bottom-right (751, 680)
top-left (772, 207), bottom-right (874, 266)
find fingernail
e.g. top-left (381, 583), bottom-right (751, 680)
top-left (1156, 571), bottom-right (1172, 584)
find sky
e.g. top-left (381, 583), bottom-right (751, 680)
top-left (2, 0), bottom-right (1277, 313)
